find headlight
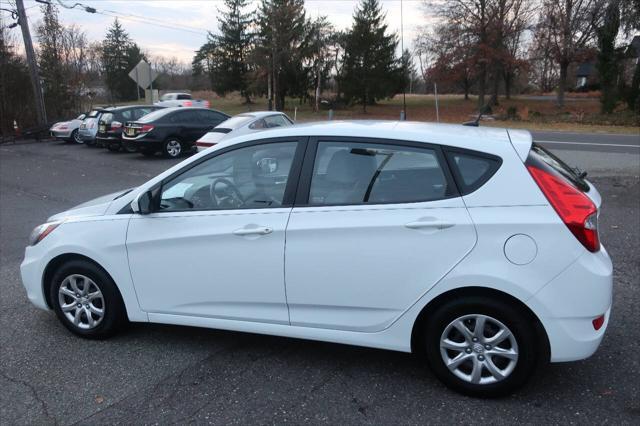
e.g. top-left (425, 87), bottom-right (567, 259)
top-left (28, 222), bottom-right (62, 246)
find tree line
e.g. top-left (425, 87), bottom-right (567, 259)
top-left (193, 0), bottom-right (407, 112)
top-left (415, 0), bottom-right (639, 113)
top-left (1, 0), bottom-right (638, 135)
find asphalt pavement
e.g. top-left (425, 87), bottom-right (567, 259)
top-left (0, 133), bottom-right (638, 425)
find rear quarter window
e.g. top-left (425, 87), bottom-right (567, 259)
top-left (445, 149), bottom-right (502, 195)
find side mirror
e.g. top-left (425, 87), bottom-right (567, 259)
top-left (131, 190), bottom-right (154, 215)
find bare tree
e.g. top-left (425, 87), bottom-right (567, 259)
top-left (539, 0), bottom-right (604, 107)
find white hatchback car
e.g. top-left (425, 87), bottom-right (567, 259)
top-left (195, 111), bottom-right (294, 152)
top-left (21, 121), bottom-right (612, 396)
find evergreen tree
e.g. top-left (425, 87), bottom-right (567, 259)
top-left (37, 3), bottom-right (68, 119)
top-left (596, 0), bottom-right (621, 113)
top-left (339, 0), bottom-right (401, 112)
top-left (101, 19), bottom-right (144, 101)
top-left (214, 0), bottom-right (253, 102)
top-left (256, 0), bottom-right (309, 110)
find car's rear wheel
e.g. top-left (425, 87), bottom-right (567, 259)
top-left (124, 144), bottom-right (138, 153)
top-left (71, 129), bottom-right (83, 144)
top-left (163, 138), bottom-right (183, 158)
top-left (49, 259), bottom-right (127, 339)
top-left (423, 296), bottom-right (538, 397)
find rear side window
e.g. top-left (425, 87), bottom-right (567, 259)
top-left (445, 149), bottom-right (502, 195)
top-left (308, 141), bottom-right (452, 206)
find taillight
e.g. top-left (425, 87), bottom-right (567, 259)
top-left (184, 101), bottom-right (193, 107)
top-left (111, 121), bottom-right (122, 129)
top-left (527, 165), bottom-right (600, 252)
top-left (204, 100), bottom-right (211, 108)
top-left (140, 124), bottom-right (154, 133)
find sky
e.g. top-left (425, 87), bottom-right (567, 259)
top-left (12, 0), bottom-right (436, 64)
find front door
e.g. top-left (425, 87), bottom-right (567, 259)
top-left (285, 138), bottom-right (477, 332)
top-left (126, 139), bottom-right (303, 324)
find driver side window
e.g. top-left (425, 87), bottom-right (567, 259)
top-left (159, 142), bottom-right (297, 211)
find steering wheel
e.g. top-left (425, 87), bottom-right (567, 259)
top-left (210, 178), bottom-right (245, 209)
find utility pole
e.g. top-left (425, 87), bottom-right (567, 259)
top-left (16, 0), bottom-right (47, 125)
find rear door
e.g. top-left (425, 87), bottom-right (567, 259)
top-left (284, 137), bottom-right (477, 332)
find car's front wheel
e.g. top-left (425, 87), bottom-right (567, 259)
top-left (49, 259), bottom-right (127, 339)
top-left (423, 296), bottom-right (539, 397)
top-left (163, 138), bottom-right (183, 158)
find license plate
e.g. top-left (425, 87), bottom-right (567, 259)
top-left (126, 128), bottom-right (136, 136)
top-left (99, 124), bottom-right (106, 132)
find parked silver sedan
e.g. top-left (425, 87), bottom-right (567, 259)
top-left (50, 113), bottom-right (86, 144)
top-left (195, 111), bottom-right (294, 152)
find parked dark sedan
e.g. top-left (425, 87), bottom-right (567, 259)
top-left (97, 105), bottom-right (164, 152)
top-left (122, 107), bottom-right (230, 158)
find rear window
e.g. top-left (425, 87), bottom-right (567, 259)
top-left (445, 149), bottom-right (502, 195)
top-left (529, 143), bottom-right (589, 192)
top-left (177, 94), bottom-right (192, 100)
top-left (217, 115), bottom-right (254, 129)
top-left (138, 108), bottom-right (174, 123)
top-left (87, 110), bottom-right (100, 118)
top-left (100, 113), bottom-right (114, 123)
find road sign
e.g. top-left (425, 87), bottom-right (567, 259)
top-left (128, 60), bottom-right (157, 90)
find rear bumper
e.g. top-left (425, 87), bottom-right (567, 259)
top-left (528, 246), bottom-right (613, 362)
top-left (97, 135), bottom-right (122, 146)
top-left (78, 128), bottom-right (96, 143)
top-left (123, 137), bottom-right (163, 152)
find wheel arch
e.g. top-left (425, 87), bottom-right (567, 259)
top-left (410, 286), bottom-right (550, 362)
top-left (42, 253), bottom-right (125, 311)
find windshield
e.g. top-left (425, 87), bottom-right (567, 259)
top-left (138, 108), bottom-right (174, 123)
top-left (530, 143), bottom-right (589, 191)
top-left (216, 115), bottom-right (254, 130)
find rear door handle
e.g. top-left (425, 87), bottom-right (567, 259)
top-left (233, 226), bottom-right (273, 236)
top-left (405, 221), bottom-right (454, 230)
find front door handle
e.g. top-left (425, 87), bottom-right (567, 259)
top-left (405, 220), bottom-right (454, 230)
top-left (233, 226), bottom-right (273, 236)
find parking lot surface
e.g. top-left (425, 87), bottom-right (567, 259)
top-left (1, 138), bottom-right (638, 425)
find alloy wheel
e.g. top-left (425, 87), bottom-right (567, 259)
top-left (73, 130), bottom-right (83, 144)
top-left (439, 314), bottom-right (519, 385)
top-left (57, 274), bottom-right (105, 330)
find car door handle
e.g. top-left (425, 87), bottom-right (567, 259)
top-left (233, 226), bottom-right (273, 236)
top-left (404, 220), bottom-right (454, 230)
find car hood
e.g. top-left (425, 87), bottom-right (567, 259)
top-left (47, 188), bottom-right (135, 222)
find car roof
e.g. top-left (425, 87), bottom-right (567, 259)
top-left (217, 120), bottom-right (524, 156)
top-left (105, 105), bottom-right (159, 112)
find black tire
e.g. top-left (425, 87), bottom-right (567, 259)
top-left (141, 149), bottom-right (156, 157)
top-left (162, 137), bottom-right (183, 158)
top-left (124, 144), bottom-right (138, 153)
top-left (107, 143), bottom-right (120, 152)
top-left (49, 259), bottom-right (127, 339)
top-left (423, 296), bottom-right (538, 397)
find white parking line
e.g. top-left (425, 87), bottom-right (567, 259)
top-left (535, 140), bottom-right (640, 148)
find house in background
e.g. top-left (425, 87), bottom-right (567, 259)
top-left (622, 35), bottom-right (640, 86)
top-left (575, 62), bottom-right (597, 89)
